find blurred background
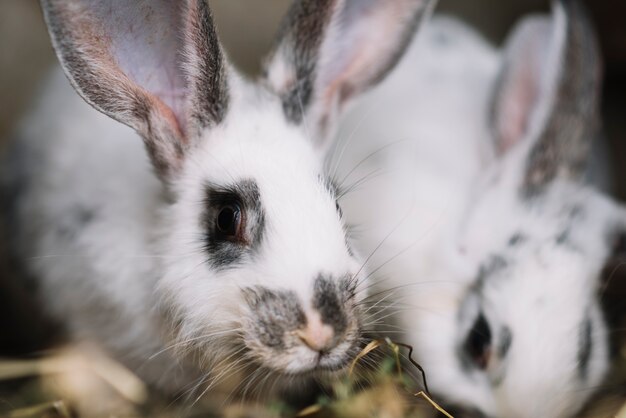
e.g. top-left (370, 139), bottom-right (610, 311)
top-left (0, 0), bottom-right (624, 416)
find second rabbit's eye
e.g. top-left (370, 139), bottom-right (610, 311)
top-left (464, 312), bottom-right (492, 370)
top-left (216, 203), bottom-right (243, 240)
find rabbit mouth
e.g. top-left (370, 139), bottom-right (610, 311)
top-left (313, 349), bottom-right (357, 372)
top-left (240, 327), bottom-right (361, 376)
top-left (261, 350), bottom-right (355, 377)
top-left (296, 343), bottom-right (360, 374)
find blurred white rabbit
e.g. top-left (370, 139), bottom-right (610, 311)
top-left (336, 1), bottom-right (619, 417)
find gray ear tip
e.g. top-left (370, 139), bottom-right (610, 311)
top-left (554, 0), bottom-right (595, 28)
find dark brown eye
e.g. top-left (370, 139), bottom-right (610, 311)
top-left (216, 204), bottom-right (242, 238)
top-left (464, 312), bottom-right (492, 370)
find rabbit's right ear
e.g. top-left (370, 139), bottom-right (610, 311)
top-left (40, 0), bottom-right (230, 180)
top-left (263, 0), bottom-right (436, 150)
top-left (489, 0), bottom-right (601, 197)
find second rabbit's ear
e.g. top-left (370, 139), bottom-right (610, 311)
top-left (41, 0), bottom-right (230, 180)
top-left (263, 0), bottom-right (437, 150)
top-left (489, 0), bottom-right (601, 197)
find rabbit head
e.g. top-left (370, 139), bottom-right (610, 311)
top-left (421, 2), bottom-right (622, 417)
top-left (39, 0), bottom-right (435, 384)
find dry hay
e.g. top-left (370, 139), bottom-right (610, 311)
top-left (0, 336), bottom-right (624, 418)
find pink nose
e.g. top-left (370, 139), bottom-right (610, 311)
top-left (295, 311), bottom-right (335, 352)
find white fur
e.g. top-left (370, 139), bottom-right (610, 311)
top-left (337, 11), bottom-right (614, 418)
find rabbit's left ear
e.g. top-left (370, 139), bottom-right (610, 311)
top-left (263, 0), bottom-right (436, 150)
top-left (489, 0), bottom-right (601, 197)
top-left (40, 0), bottom-right (230, 180)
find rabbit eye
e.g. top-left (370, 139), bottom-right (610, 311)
top-left (464, 312), bottom-right (492, 370)
top-left (216, 203), bottom-right (243, 240)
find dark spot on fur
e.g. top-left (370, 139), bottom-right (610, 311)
top-left (202, 179), bottom-right (265, 269)
top-left (320, 174), bottom-right (339, 198)
top-left (508, 232), bottom-right (526, 246)
top-left (556, 228), bottom-right (570, 245)
top-left (577, 316), bottom-right (592, 379)
top-left (344, 237), bottom-right (355, 257)
top-left (555, 224), bottom-right (583, 252)
top-left (476, 255), bottom-right (508, 287)
top-left (569, 205), bottom-right (585, 220)
top-left (312, 275), bottom-right (349, 335)
top-left (244, 287), bottom-right (306, 348)
top-left (78, 208), bottom-right (95, 224)
top-left (56, 207), bottom-right (97, 239)
top-left (499, 326), bottom-right (513, 359)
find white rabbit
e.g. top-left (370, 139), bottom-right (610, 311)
top-left (0, 0), bottom-right (436, 396)
top-left (337, 1), bottom-right (619, 417)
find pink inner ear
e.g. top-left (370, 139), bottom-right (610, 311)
top-left (88, 0), bottom-right (189, 134)
top-left (146, 91), bottom-right (187, 142)
top-left (317, 3), bottom-right (407, 107)
top-left (494, 20), bottom-right (551, 156)
top-left (497, 65), bottom-right (538, 155)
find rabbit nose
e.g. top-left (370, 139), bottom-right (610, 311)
top-left (295, 311), bottom-right (336, 353)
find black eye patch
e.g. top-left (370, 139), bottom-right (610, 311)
top-left (463, 312), bottom-right (492, 370)
top-left (202, 179), bottom-right (265, 269)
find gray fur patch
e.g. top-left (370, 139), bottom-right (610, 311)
top-left (499, 326), bottom-right (513, 359)
top-left (507, 232), bottom-right (527, 247)
top-left (577, 316), bottom-right (592, 379)
top-left (243, 287), bottom-right (306, 349)
top-left (555, 205), bottom-right (585, 250)
top-left (312, 275), bottom-right (349, 335)
top-left (56, 207), bottom-right (97, 240)
top-left (475, 255), bottom-right (509, 288)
